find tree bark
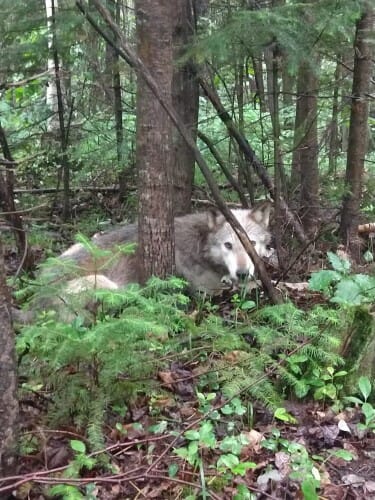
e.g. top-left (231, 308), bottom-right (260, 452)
top-left (236, 60), bottom-right (254, 205)
top-left (49, 0), bottom-right (71, 220)
top-left (0, 238), bottom-right (19, 479)
top-left (0, 123), bottom-right (32, 270)
top-left (328, 59), bottom-right (341, 175)
top-left (135, 0), bottom-right (175, 281)
top-left (298, 60), bottom-right (320, 237)
top-left (172, 0), bottom-right (199, 215)
top-left (340, 6), bottom-right (374, 258)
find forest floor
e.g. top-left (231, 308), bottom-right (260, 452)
top-left (8, 363), bottom-right (375, 499)
top-left (2, 206), bottom-right (375, 500)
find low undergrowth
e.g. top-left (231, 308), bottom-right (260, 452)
top-left (11, 249), bottom-right (375, 499)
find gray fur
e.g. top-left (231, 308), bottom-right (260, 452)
top-left (17, 204), bottom-right (274, 323)
top-left (58, 202), bottom-right (274, 294)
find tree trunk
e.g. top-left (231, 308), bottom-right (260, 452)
top-left (328, 59), bottom-right (341, 175)
top-left (106, 0), bottom-right (127, 203)
top-left (340, 6), bottom-right (374, 259)
top-left (236, 60), bottom-right (254, 205)
top-left (0, 123), bottom-right (32, 270)
top-left (291, 60), bottom-right (320, 236)
top-left (135, 0), bottom-right (175, 282)
top-left (251, 56), bottom-right (266, 112)
top-left (281, 52), bottom-right (294, 108)
top-left (48, 0), bottom-right (71, 220)
top-left (172, 0), bottom-right (199, 216)
top-left (0, 238), bottom-right (19, 479)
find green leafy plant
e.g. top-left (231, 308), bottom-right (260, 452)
top-left (345, 376), bottom-right (375, 433)
top-left (231, 291), bottom-right (257, 323)
top-left (174, 395), bottom-right (256, 495)
top-left (49, 440), bottom-right (97, 499)
top-left (17, 275), bottom-right (191, 449)
top-left (262, 430), bottom-right (353, 500)
top-left (309, 252), bottom-right (375, 306)
top-left (216, 302), bottom-right (345, 404)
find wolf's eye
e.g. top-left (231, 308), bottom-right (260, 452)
top-left (224, 242), bottom-right (232, 250)
top-left (266, 244), bottom-right (272, 251)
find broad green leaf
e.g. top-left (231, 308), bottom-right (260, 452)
top-left (361, 403), bottom-right (375, 421)
top-left (358, 376), bottom-right (372, 401)
top-left (70, 440), bottom-right (86, 454)
top-left (233, 484), bottom-right (252, 500)
top-left (168, 463), bottom-right (179, 477)
top-left (301, 478), bottom-right (319, 500)
top-left (327, 252), bottom-right (351, 273)
top-left (308, 270), bottom-right (340, 292)
top-left (185, 430), bottom-right (200, 441)
top-left (240, 300), bottom-right (256, 310)
top-left (217, 453), bottom-right (239, 470)
top-left (330, 279), bottom-right (364, 305)
top-left (332, 449), bottom-right (353, 461)
top-left (345, 396), bottom-right (365, 405)
top-left (274, 407), bottom-right (297, 423)
top-left (231, 461), bottom-right (257, 476)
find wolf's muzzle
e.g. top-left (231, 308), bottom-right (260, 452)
top-left (236, 270), bottom-right (250, 280)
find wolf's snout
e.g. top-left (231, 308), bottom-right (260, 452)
top-left (236, 270), bottom-right (249, 280)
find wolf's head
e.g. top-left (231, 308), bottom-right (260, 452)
top-left (205, 202), bottom-right (275, 283)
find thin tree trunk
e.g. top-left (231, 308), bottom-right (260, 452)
top-left (0, 238), bottom-right (19, 479)
top-left (328, 59), bottom-right (341, 174)
top-left (236, 60), bottom-right (254, 205)
top-left (0, 123), bottom-right (32, 270)
top-left (298, 60), bottom-right (320, 237)
top-left (289, 73), bottom-right (304, 198)
top-left (107, 0), bottom-right (126, 202)
top-left (270, 48), bottom-right (285, 271)
top-left (251, 55), bottom-right (266, 112)
top-left (50, 0), bottom-right (70, 220)
top-left (172, 0), bottom-right (199, 216)
top-left (135, 0), bottom-right (175, 281)
top-left (198, 131), bottom-right (249, 206)
top-left (281, 52), bottom-right (294, 108)
top-left (340, 6), bottom-right (374, 258)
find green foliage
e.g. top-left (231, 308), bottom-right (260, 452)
top-left (226, 302), bottom-right (343, 402)
top-left (17, 276), bottom-right (191, 443)
top-left (174, 394), bottom-right (256, 493)
top-left (309, 252), bottom-right (375, 306)
top-left (262, 429), bottom-right (353, 500)
top-left (345, 376), bottom-right (375, 433)
top-left (49, 440), bottom-right (98, 499)
top-left (197, 0), bottom-right (361, 67)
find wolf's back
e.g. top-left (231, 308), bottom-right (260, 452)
top-left (57, 224), bottom-right (140, 286)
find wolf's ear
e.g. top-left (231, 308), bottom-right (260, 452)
top-left (207, 207), bottom-right (225, 230)
top-left (250, 201), bottom-right (273, 227)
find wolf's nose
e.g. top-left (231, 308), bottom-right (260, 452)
top-left (236, 270), bottom-right (249, 280)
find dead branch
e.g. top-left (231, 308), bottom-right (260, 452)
top-left (358, 222), bottom-right (375, 234)
top-left (198, 77), bottom-right (307, 244)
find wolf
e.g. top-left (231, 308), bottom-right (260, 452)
top-left (19, 202), bottom-right (274, 322)
top-left (57, 201), bottom-right (274, 294)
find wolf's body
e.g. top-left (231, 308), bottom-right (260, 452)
top-left (17, 203), bottom-right (274, 323)
top-left (57, 203), bottom-right (274, 295)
